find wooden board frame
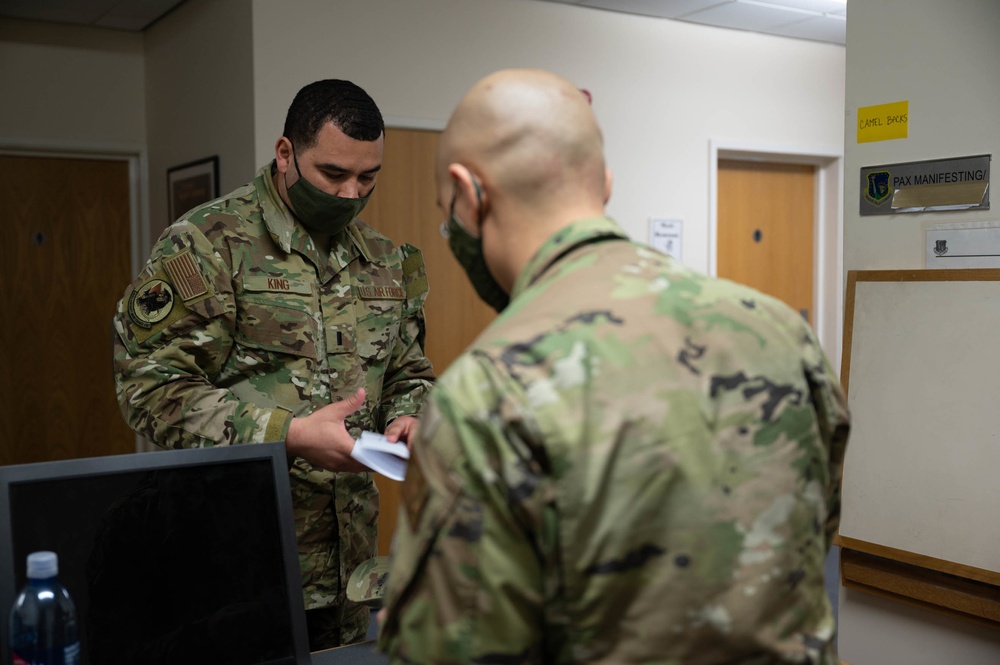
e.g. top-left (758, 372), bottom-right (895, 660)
top-left (836, 269), bottom-right (1000, 626)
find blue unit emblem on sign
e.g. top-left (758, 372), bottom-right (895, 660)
top-left (865, 170), bottom-right (892, 205)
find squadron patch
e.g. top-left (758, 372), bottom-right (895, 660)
top-left (128, 279), bottom-right (174, 329)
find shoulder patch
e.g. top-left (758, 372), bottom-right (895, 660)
top-left (399, 243), bottom-right (428, 300)
top-left (128, 278), bottom-right (174, 328)
top-left (127, 269), bottom-right (193, 344)
top-left (163, 249), bottom-right (208, 302)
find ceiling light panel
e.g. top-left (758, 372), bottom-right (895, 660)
top-left (580, 0), bottom-right (730, 19)
top-left (683, 1), bottom-right (818, 30)
top-left (768, 13), bottom-right (846, 43)
top-left (745, 0), bottom-right (848, 15)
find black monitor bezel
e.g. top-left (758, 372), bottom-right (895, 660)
top-left (0, 442), bottom-right (312, 665)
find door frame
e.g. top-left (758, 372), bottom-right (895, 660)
top-left (1, 137), bottom-right (150, 452)
top-left (709, 139), bottom-right (844, 373)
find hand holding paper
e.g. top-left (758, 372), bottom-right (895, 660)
top-left (350, 431), bottom-right (410, 481)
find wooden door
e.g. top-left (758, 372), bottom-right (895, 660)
top-left (0, 155), bottom-right (134, 465)
top-left (717, 159), bottom-right (815, 323)
top-left (364, 128), bottom-right (496, 554)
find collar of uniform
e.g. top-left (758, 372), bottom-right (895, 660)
top-left (256, 161), bottom-right (371, 274)
top-left (346, 223), bottom-right (376, 264)
top-left (257, 161), bottom-right (304, 255)
top-left (510, 216), bottom-right (628, 300)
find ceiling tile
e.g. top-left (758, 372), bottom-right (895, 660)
top-left (96, 0), bottom-right (185, 30)
top-left (0, 0), bottom-right (184, 30)
top-left (0, 0), bottom-right (118, 25)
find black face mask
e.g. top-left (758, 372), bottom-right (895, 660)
top-left (442, 183), bottom-right (509, 313)
top-left (285, 147), bottom-right (372, 235)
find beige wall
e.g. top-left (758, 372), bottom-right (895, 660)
top-left (0, 17), bottom-right (146, 273)
top-left (0, 18), bottom-right (145, 147)
top-left (144, 0), bottom-right (256, 239)
top-left (839, 0), bottom-right (1000, 662)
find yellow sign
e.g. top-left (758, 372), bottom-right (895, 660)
top-left (857, 100), bottom-right (908, 143)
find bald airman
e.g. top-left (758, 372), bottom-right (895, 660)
top-left (378, 69), bottom-right (849, 665)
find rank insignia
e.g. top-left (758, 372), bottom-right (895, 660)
top-left (128, 279), bottom-right (174, 329)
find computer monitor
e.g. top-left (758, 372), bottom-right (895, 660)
top-left (0, 442), bottom-right (312, 665)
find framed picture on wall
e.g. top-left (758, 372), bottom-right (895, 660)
top-left (167, 156), bottom-right (219, 222)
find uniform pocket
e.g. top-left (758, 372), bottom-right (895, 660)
top-left (355, 269), bottom-right (405, 361)
top-left (236, 296), bottom-right (319, 359)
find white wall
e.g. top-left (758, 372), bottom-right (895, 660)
top-left (839, 588), bottom-right (1000, 664)
top-left (144, 0), bottom-right (256, 239)
top-left (840, 0), bottom-right (1000, 662)
top-left (0, 18), bottom-right (145, 148)
top-left (844, 0), bottom-right (1000, 274)
top-left (251, 0), bottom-right (846, 355)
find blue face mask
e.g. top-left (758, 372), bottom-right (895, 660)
top-left (441, 182), bottom-right (509, 313)
top-left (286, 147), bottom-right (372, 235)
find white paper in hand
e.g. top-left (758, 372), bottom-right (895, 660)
top-left (350, 431), bottom-right (410, 481)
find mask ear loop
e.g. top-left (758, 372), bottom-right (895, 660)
top-left (471, 177), bottom-right (486, 228)
top-left (440, 184), bottom-right (462, 239)
top-left (442, 174), bottom-right (486, 238)
top-left (284, 140), bottom-right (304, 191)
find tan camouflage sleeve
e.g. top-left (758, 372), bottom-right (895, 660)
top-left (378, 243), bottom-right (435, 429)
top-left (112, 223), bottom-right (292, 449)
top-left (802, 330), bottom-right (850, 549)
top-left (379, 355), bottom-right (547, 664)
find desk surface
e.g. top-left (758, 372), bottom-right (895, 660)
top-left (311, 641), bottom-right (388, 665)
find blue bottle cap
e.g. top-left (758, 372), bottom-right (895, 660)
top-left (26, 551), bottom-right (58, 579)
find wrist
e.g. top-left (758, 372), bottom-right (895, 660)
top-left (283, 416), bottom-right (304, 456)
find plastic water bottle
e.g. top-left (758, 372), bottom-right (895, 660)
top-left (8, 552), bottom-right (80, 665)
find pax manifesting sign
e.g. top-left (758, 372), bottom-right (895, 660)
top-left (859, 154), bottom-right (990, 216)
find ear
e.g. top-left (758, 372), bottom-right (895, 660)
top-left (603, 166), bottom-right (614, 205)
top-left (447, 163), bottom-right (481, 206)
top-left (274, 137), bottom-right (294, 174)
top-left (446, 163), bottom-right (487, 227)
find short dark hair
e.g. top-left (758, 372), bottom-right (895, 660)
top-left (282, 79), bottom-right (384, 148)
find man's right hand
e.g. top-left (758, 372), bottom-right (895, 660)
top-left (284, 388), bottom-right (369, 472)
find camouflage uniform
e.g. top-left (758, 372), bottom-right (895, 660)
top-left (379, 217), bottom-right (849, 664)
top-left (113, 162), bottom-right (435, 646)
